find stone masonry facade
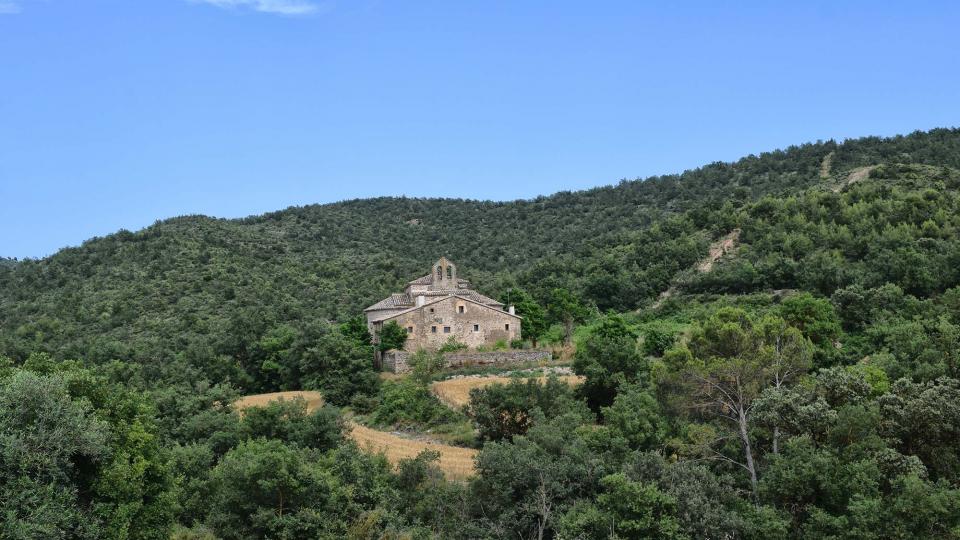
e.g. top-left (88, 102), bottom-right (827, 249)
top-left (364, 258), bottom-right (521, 352)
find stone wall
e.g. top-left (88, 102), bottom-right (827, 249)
top-left (388, 296), bottom-right (520, 351)
top-left (381, 349), bottom-right (551, 374)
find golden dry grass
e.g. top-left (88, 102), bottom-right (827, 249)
top-left (233, 391), bottom-right (325, 414)
top-left (347, 423), bottom-right (478, 480)
top-left (430, 375), bottom-right (584, 409)
top-left (233, 391), bottom-right (476, 479)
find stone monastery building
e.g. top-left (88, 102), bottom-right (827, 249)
top-left (364, 257), bottom-right (521, 351)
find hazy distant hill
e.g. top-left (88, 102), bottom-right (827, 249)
top-left (2, 128), bottom-right (960, 373)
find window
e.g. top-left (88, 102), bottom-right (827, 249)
top-left (473, 324), bottom-right (479, 332)
top-left (431, 326), bottom-right (437, 333)
top-left (446, 266), bottom-right (453, 279)
top-left (406, 326), bottom-right (413, 333)
top-left (436, 266), bottom-right (443, 280)
top-left (505, 323), bottom-right (510, 331)
top-left (443, 326), bottom-right (451, 333)
top-left (429, 308), bottom-right (434, 313)
top-left (458, 305), bottom-right (465, 314)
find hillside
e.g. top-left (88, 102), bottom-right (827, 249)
top-left (3, 129), bottom-right (960, 379)
top-left (6, 128), bottom-right (960, 539)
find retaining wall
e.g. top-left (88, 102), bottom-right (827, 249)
top-left (381, 349), bottom-right (552, 374)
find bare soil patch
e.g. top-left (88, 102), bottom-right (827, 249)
top-left (697, 229), bottom-right (740, 273)
top-left (833, 165), bottom-right (877, 192)
top-left (652, 229), bottom-right (740, 309)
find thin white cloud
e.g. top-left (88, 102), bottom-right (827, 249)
top-left (0, 1), bottom-right (22, 15)
top-left (194, 0), bottom-right (322, 16)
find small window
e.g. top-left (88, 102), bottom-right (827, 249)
top-left (443, 326), bottom-right (451, 334)
top-left (429, 308), bottom-right (434, 313)
top-left (431, 326), bottom-right (437, 333)
top-left (473, 324), bottom-right (479, 332)
top-left (505, 323), bottom-right (510, 331)
top-left (446, 266), bottom-right (453, 279)
top-left (406, 326), bottom-right (414, 334)
top-left (458, 305), bottom-right (465, 314)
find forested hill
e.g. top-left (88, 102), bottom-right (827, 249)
top-left (2, 128), bottom-right (960, 374)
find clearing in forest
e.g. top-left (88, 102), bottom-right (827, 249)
top-left (348, 423), bottom-right (478, 480)
top-left (820, 151), bottom-right (835, 179)
top-left (233, 391), bottom-right (325, 414)
top-left (652, 229), bottom-right (741, 308)
top-left (232, 391), bottom-right (477, 479)
top-left (696, 229), bottom-right (740, 273)
top-left (833, 165), bottom-right (877, 192)
top-left (430, 374), bottom-right (584, 409)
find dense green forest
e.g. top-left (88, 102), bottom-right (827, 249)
top-left (4, 128), bottom-right (960, 538)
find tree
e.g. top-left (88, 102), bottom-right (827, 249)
top-left (299, 324), bottom-right (379, 406)
top-left (238, 398), bottom-right (344, 451)
top-left (409, 349), bottom-right (446, 385)
top-left (778, 292), bottom-right (843, 367)
top-left (601, 383), bottom-right (667, 450)
top-left (642, 325), bottom-right (677, 357)
top-left (0, 366), bottom-right (177, 540)
top-left (558, 473), bottom-right (685, 540)
top-left (501, 288), bottom-right (548, 347)
top-left (467, 376), bottom-right (592, 442)
top-left (340, 315), bottom-right (373, 347)
top-left (0, 371), bottom-right (110, 539)
top-left (573, 314), bottom-right (645, 410)
top-left (470, 413), bottom-right (605, 539)
top-left (378, 320), bottom-right (409, 352)
top-left (665, 308), bottom-right (812, 496)
top-left (208, 439), bottom-right (333, 539)
top-left (250, 324), bottom-right (299, 392)
top-left (878, 377), bottom-right (960, 481)
top-left (546, 288), bottom-right (590, 346)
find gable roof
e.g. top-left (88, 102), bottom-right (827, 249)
top-left (365, 290), bottom-right (502, 313)
top-left (367, 293), bottom-right (522, 323)
top-left (364, 293), bottom-right (411, 311)
top-left (407, 274), bottom-right (471, 287)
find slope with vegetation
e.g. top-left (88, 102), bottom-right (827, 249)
top-left (3, 128), bottom-right (960, 538)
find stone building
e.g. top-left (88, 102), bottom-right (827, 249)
top-left (364, 257), bottom-right (521, 351)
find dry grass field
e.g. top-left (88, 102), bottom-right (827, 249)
top-left (348, 423), bottom-right (477, 480)
top-left (233, 391), bottom-right (325, 414)
top-left (430, 375), bottom-right (584, 408)
top-left (232, 391), bottom-right (476, 479)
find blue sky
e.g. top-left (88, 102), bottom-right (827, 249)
top-left (1, 1), bottom-right (958, 258)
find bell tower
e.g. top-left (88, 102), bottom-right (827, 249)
top-left (430, 257), bottom-right (457, 289)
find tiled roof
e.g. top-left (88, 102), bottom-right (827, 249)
top-left (364, 293), bottom-right (412, 311)
top-left (364, 289), bottom-right (503, 312)
top-left (457, 291), bottom-right (503, 306)
top-left (407, 275), bottom-right (472, 287)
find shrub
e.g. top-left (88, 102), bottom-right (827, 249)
top-left (467, 376), bottom-right (593, 442)
top-left (371, 379), bottom-right (457, 429)
top-left (409, 350), bottom-right (446, 385)
top-left (438, 337), bottom-right (467, 353)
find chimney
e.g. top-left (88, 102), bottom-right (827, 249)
top-left (508, 305), bottom-right (515, 315)
top-left (416, 295), bottom-right (425, 307)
